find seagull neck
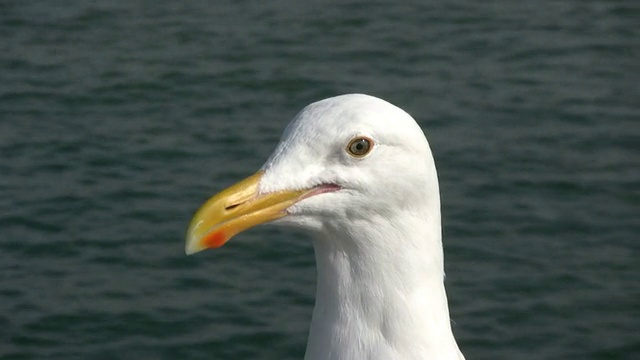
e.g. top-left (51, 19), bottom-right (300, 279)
top-left (305, 212), bottom-right (463, 359)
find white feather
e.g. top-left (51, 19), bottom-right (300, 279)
top-left (260, 94), bottom-right (464, 360)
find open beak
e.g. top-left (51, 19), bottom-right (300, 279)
top-left (185, 170), bottom-right (319, 255)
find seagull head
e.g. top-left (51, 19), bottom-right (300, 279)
top-left (186, 94), bottom-right (438, 254)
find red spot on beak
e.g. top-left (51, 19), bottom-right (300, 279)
top-left (203, 230), bottom-right (227, 249)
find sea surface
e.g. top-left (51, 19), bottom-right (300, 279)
top-left (1, 1), bottom-right (638, 359)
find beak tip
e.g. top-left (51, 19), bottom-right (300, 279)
top-left (185, 229), bottom-right (229, 255)
top-left (185, 230), bottom-right (207, 255)
top-left (185, 241), bottom-right (202, 255)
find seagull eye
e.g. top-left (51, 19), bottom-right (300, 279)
top-left (346, 136), bottom-right (373, 157)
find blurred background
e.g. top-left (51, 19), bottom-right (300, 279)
top-left (1, 1), bottom-right (637, 359)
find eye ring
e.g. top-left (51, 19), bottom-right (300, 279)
top-left (346, 136), bottom-right (374, 157)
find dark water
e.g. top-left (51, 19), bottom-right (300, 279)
top-left (1, 1), bottom-right (638, 359)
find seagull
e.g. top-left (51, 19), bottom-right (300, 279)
top-left (186, 94), bottom-right (465, 360)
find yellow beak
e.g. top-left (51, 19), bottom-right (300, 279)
top-left (185, 171), bottom-right (308, 255)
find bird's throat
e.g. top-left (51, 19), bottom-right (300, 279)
top-left (304, 215), bottom-right (464, 360)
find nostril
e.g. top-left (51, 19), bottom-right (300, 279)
top-left (225, 203), bottom-right (241, 211)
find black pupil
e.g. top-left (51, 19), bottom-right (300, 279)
top-left (351, 139), bottom-right (368, 154)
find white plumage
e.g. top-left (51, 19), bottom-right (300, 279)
top-left (187, 94), bottom-right (465, 359)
